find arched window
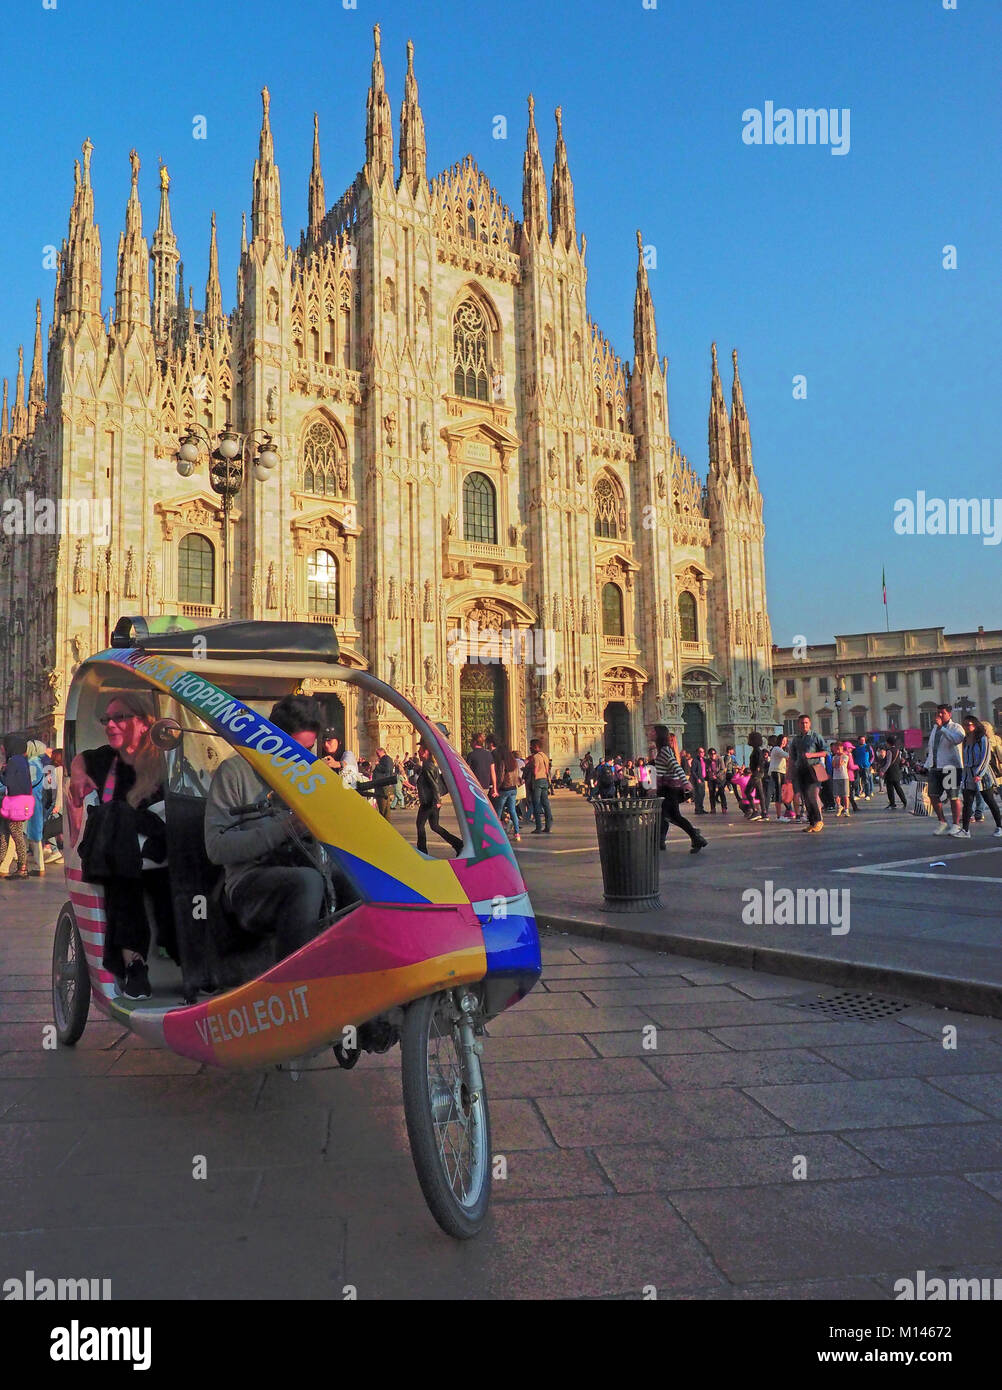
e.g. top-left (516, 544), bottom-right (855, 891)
top-left (463, 471), bottom-right (497, 544)
top-left (885, 704), bottom-right (902, 731)
top-left (302, 419), bottom-right (346, 496)
top-left (178, 534), bottom-right (214, 605)
top-left (594, 475), bottom-right (622, 539)
top-left (678, 591), bottom-right (698, 643)
top-left (307, 549), bottom-right (338, 615)
top-left (453, 298), bottom-right (490, 401)
top-left (601, 582), bottom-right (624, 637)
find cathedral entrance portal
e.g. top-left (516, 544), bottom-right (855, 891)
top-left (603, 701), bottom-right (632, 757)
top-left (460, 663), bottom-right (507, 754)
top-left (682, 702), bottom-right (706, 754)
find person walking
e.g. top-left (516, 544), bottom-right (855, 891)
top-left (831, 740), bottom-right (853, 818)
top-left (746, 732), bottom-right (769, 821)
top-left (527, 739), bottom-right (552, 834)
top-left (594, 754), bottom-right (617, 801)
top-left (466, 734), bottom-right (497, 801)
top-left (0, 734), bottom-right (34, 880)
top-left (788, 715), bottom-right (828, 833)
top-left (495, 746), bottom-right (522, 841)
top-left (921, 703), bottom-right (965, 836)
top-left (23, 740), bottom-right (48, 876)
top-left (372, 747), bottom-right (396, 819)
top-left (853, 737), bottom-right (872, 799)
top-left (415, 744), bottom-right (463, 856)
top-left (881, 737), bottom-right (909, 809)
top-left (707, 748), bottom-right (728, 814)
top-left (954, 716), bottom-right (1002, 838)
top-left (390, 755), bottom-right (407, 809)
top-left (691, 747), bottom-right (707, 814)
top-left (653, 726), bottom-right (707, 854)
top-left (768, 735), bottom-right (791, 820)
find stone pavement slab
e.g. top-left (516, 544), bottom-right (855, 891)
top-left (670, 1176), bottom-right (1002, 1283)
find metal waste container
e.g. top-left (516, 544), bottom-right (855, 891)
top-left (592, 797), bottom-right (662, 911)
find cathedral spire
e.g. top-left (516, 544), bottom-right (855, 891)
top-left (205, 211), bottom-right (223, 337)
top-left (398, 39), bottom-right (427, 192)
top-left (549, 106), bottom-right (577, 251)
top-left (1, 378), bottom-right (9, 438)
top-left (57, 137), bottom-right (102, 328)
top-left (708, 341), bottom-right (731, 476)
top-left (251, 86), bottom-right (284, 248)
top-left (521, 95), bottom-right (549, 244)
top-left (633, 229), bottom-right (658, 371)
top-left (113, 149), bottom-right (151, 335)
top-left (151, 160), bottom-right (180, 352)
top-left (11, 345), bottom-right (27, 438)
top-left (730, 348), bottom-right (753, 478)
top-left (240, 211), bottom-right (248, 255)
top-left (307, 112), bottom-right (326, 248)
top-left (28, 299), bottom-right (45, 431)
top-left (365, 24), bottom-right (394, 187)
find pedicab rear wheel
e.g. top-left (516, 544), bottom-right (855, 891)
top-left (401, 990), bottom-right (491, 1239)
top-left (52, 903), bottom-right (91, 1045)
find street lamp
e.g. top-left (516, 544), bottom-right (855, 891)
top-left (955, 694), bottom-right (975, 720)
top-left (833, 674), bottom-right (846, 740)
top-left (175, 423), bottom-right (279, 619)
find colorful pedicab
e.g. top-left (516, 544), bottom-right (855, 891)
top-left (51, 617), bottom-right (541, 1238)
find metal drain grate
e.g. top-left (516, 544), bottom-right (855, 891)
top-left (785, 991), bottom-right (910, 1021)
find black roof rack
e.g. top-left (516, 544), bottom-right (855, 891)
top-left (110, 616), bottom-right (340, 662)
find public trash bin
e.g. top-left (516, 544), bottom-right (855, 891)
top-left (592, 797), bottom-right (662, 911)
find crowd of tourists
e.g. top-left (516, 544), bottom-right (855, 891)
top-left (576, 700), bottom-right (1002, 840)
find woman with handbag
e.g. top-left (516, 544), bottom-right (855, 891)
top-left (956, 716), bottom-right (1002, 838)
top-left (0, 733), bottom-right (35, 880)
top-left (653, 726), bottom-right (707, 854)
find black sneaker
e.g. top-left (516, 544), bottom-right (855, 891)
top-left (123, 959), bottom-right (152, 1000)
top-left (690, 836), bottom-right (708, 854)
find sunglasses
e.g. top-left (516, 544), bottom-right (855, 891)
top-left (100, 713), bottom-right (136, 726)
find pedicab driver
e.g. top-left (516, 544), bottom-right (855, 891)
top-left (204, 695), bottom-right (328, 961)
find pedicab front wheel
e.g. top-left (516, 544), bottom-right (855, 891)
top-left (52, 903), bottom-right (91, 1045)
top-left (401, 989), bottom-right (492, 1239)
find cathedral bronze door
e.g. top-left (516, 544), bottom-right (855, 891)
top-left (682, 702), bottom-right (706, 754)
top-left (460, 663), bottom-right (506, 753)
top-left (603, 701), bottom-right (631, 757)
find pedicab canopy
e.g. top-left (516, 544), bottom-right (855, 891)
top-left (111, 614), bottom-right (340, 662)
top-left (86, 616), bottom-right (525, 918)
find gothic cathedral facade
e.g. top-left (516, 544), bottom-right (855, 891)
top-left (0, 27), bottom-right (775, 759)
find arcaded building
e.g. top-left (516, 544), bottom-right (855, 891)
top-left (0, 27), bottom-right (774, 758)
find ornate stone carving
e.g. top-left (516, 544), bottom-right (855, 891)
top-left (387, 576), bottom-right (399, 619)
top-left (266, 562), bottom-right (278, 610)
top-left (580, 595), bottom-right (591, 634)
top-left (403, 580), bottom-right (415, 619)
top-left (551, 592), bottom-right (562, 628)
top-left (420, 420), bottom-right (431, 454)
top-left (547, 447), bottom-right (558, 480)
top-left (383, 411), bottom-right (397, 447)
top-left (575, 454), bottom-right (585, 485)
top-left (424, 655), bottom-right (437, 694)
top-left (423, 579), bottom-right (434, 622)
top-left (123, 546), bottom-right (138, 599)
top-left (284, 566), bottom-right (294, 614)
top-left (73, 540), bottom-right (87, 594)
top-left (266, 386), bottom-right (278, 424)
top-left (251, 565), bottom-right (260, 608)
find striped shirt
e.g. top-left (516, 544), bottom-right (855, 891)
top-left (654, 745), bottom-right (686, 784)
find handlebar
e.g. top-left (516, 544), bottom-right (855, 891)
top-left (355, 773), bottom-right (398, 796)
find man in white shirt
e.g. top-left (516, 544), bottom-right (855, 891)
top-left (923, 703), bottom-right (964, 834)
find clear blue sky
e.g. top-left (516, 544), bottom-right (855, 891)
top-left (1, 0), bottom-right (998, 644)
